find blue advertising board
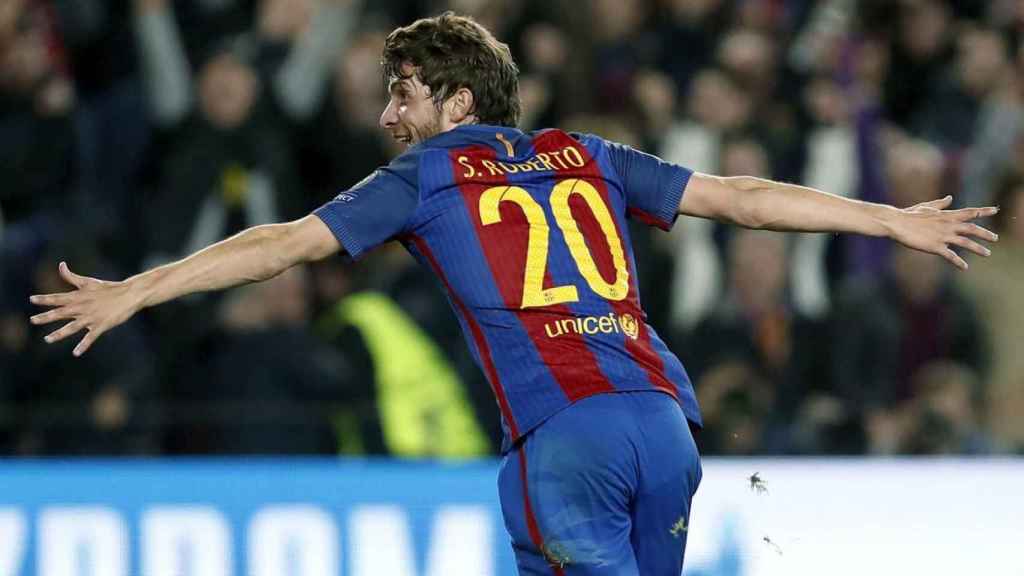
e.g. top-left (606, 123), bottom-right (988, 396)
top-left (4, 458), bottom-right (1022, 575)
top-left (0, 458), bottom-right (515, 575)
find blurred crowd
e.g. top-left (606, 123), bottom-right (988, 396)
top-left (1, 0), bottom-right (1023, 458)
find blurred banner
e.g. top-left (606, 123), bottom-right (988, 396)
top-left (1, 458), bottom-right (1022, 576)
top-left (687, 459), bottom-right (1024, 576)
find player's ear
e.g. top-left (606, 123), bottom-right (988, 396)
top-left (446, 87), bottom-right (476, 123)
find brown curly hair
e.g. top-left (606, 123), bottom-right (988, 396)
top-left (382, 12), bottom-right (521, 127)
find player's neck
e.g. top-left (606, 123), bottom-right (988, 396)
top-left (439, 113), bottom-right (480, 133)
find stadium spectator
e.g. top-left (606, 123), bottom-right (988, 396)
top-left (682, 229), bottom-right (830, 454)
top-left (0, 0), bottom-right (76, 225)
top-left (692, 360), bottom-right (772, 455)
top-left (961, 28), bottom-right (1024, 208)
top-left (371, 250), bottom-right (505, 449)
top-left (294, 28), bottom-right (398, 209)
top-left (135, 0), bottom-right (304, 265)
top-left (324, 292), bottom-right (490, 458)
top-left (957, 174), bottom-right (1024, 452)
top-left (717, 27), bottom-right (776, 110)
top-left (303, 258), bottom-right (384, 453)
top-left (792, 76), bottom-right (857, 319)
top-left (652, 0), bottom-right (727, 97)
top-left (787, 0), bottom-right (854, 77)
top-left (660, 68), bottom-right (752, 332)
top-left (901, 360), bottom-right (995, 455)
top-left (831, 242), bottom-right (988, 455)
top-left (51, 0), bottom-right (150, 266)
top-left (883, 0), bottom-right (954, 131)
top-left (310, 255), bottom-right (492, 457)
top-left (164, 0), bottom-right (253, 58)
top-left (134, 0), bottom-right (310, 369)
top-left (588, 0), bottom-right (653, 114)
top-left (253, 0), bottom-right (361, 123)
top-left (911, 25), bottom-right (1007, 151)
top-left (134, 0), bottom-right (360, 240)
top-left (183, 266), bottom-right (359, 454)
top-left (0, 219), bottom-right (55, 454)
top-left (631, 69), bottom-right (677, 148)
top-left (17, 240), bottom-right (159, 455)
top-left (515, 19), bottom-right (572, 130)
top-left (717, 25), bottom-right (804, 182)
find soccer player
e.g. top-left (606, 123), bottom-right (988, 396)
top-left (29, 12), bottom-right (998, 575)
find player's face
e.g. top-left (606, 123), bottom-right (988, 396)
top-left (380, 67), bottom-right (442, 147)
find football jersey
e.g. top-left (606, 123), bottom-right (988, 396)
top-left (314, 125), bottom-right (702, 449)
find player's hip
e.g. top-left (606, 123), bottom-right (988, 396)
top-left (501, 390), bottom-right (701, 497)
top-left (496, 390), bottom-right (702, 573)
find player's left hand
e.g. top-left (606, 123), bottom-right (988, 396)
top-left (889, 195), bottom-right (999, 270)
top-left (28, 262), bottom-right (142, 357)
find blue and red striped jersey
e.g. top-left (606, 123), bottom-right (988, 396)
top-left (314, 125), bottom-right (702, 448)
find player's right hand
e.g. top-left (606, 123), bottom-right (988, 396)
top-left (28, 262), bottom-right (142, 357)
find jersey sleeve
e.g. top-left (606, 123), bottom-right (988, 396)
top-left (313, 151), bottom-right (420, 260)
top-left (604, 140), bottom-right (693, 231)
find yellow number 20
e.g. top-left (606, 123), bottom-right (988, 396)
top-left (478, 179), bottom-right (629, 309)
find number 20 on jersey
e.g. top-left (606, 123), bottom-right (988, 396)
top-left (479, 178), bottom-right (629, 309)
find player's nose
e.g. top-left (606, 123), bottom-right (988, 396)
top-left (379, 99), bottom-right (399, 129)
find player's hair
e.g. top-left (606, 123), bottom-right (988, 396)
top-left (382, 11), bottom-right (521, 127)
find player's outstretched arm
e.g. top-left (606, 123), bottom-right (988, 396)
top-left (677, 173), bottom-right (998, 270)
top-left (29, 215), bottom-right (340, 357)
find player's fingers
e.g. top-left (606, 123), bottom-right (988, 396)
top-left (958, 223), bottom-right (999, 242)
top-left (951, 206), bottom-right (999, 220)
top-left (73, 327), bottom-right (103, 357)
top-left (44, 320), bottom-right (85, 344)
top-left (920, 195), bottom-right (953, 209)
top-left (941, 247), bottom-right (968, 270)
top-left (29, 292), bottom-right (77, 307)
top-left (30, 307), bottom-right (75, 326)
top-left (59, 261), bottom-right (88, 289)
top-left (948, 235), bottom-right (991, 257)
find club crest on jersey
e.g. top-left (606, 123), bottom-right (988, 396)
top-left (543, 312), bottom-right (640, 340)
top-left (619, 313), bottom-right (639, 340)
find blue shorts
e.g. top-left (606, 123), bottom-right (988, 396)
top-left (498, 391), bottom-right (702, 575)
